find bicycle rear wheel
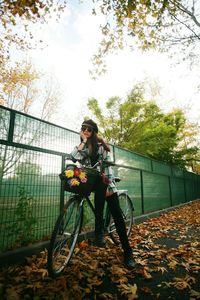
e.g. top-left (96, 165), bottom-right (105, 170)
top-left (108, 193), bottom-right (133, 244)
top-left (48, 196), bottom-right (83, 277)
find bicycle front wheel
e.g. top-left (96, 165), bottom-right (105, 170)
top-left (108, 193), bottom-right (134, 244)
top-left (48, 196), bottom-right (83, 277)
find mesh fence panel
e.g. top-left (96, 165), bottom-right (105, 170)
top-left (152, 160), bottom-right (171, 176)
top-left (114, 146), bottom-right (152, 171)
top-left (171, 177), bottom-right (185, 205)
top-left (0, 108), bottom-right (10, 140)
top-left (172, 166), bottom-right (184, 177)
top-left (0, 145), bottom-right (62, 251)
top-left (143, 172), bottom-right (171, 213)
top-left (185, 179), bottom-right (196, 202)
top-left (114, 166), bottom-right (142, 216)
top-left (14, 113), bottom-right (80, 153)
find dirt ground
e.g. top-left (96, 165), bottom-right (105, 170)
top-left (0, 200), bottom-right (200, 300)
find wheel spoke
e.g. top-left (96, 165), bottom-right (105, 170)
top-left (48, 197), bottom-right (83, 277)
top-left (108, 193), bottom-right (133, 244)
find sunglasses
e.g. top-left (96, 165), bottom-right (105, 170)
top-left (81, 126), bottom-right (93, 133)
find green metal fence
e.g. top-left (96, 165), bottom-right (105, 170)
top-left (0, 105), bottom-right (200, 253)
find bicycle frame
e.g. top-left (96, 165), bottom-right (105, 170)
top-left (77, 194), bottom-right (113, 234)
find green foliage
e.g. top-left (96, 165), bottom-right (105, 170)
top-left (7, 187), bottom-right (37, 248)
top-left (87, 83), bottom-right (199, 170)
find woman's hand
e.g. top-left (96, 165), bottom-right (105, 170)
top-left (80, 131), bottom-right (87, 143)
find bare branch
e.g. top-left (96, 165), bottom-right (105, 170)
top-left (170, 0), bottom-right (200, 27)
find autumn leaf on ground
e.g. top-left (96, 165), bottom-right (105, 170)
top-left (110, 264), bottom-right (127, 276)
top-left (140, 287), bottom-right (152, 294)
top-left (119, 283), bottom-right (138, 299)
top-left (5, 288), bottom-right (21, 300)
top-left (167, 258), bottom-right (178, 269)
top-left (36, 268), bottom-right (49, 279)
top-left (172, 279), bottom-right (190, 290)
top-left (190, 289), bottom-right (200, 299)
top-left (172, 274), bottom-right (196, 290)
top-left (26, 281), bottom-right (43, 291)
top-left (54, 276), bottom-right (68, 289)
top-left (87, 275), bottom-right (103, 287)
top-left (156, 266), bottom-right (168, 274)
top-left (98, 292), bottom-right (114, 299)
top-left (142, 267), bottom-right (152, 279)
top-left (79, 240), bottom-right (88, 249)
top-left (135, 258), bottom-right (148, 266)
top-left (74, 247), bottom-right (80, 254)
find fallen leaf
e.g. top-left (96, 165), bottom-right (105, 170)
top-left (119, 283), bottom-right (138, 299)
top-left (79, 240), bottom-right (88, 249)
top-left (156, 266), bottom-right (168, 274)
top-left (142, 268), bottom-right (152, 280)
top-left (190, 289), bottom-right (200, 299)
top-left (140, 287), bottom-right (152, 294)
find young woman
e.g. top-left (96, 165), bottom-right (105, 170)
top-left (70, 119), bottom-right (135, 268)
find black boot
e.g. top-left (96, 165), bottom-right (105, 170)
top-left (93, 178), bottom-right (107, 248)
top-left (124, 251), bottom-right (136, 269)
top-left (94, 232), bottom-right (106, 247)
top-left (106, 193), bottom-right (131, 249)
top-left (106, 193), bottom-right (135, 267)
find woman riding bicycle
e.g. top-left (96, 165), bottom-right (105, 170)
top-left (70, 119), bottom-right (135, 268)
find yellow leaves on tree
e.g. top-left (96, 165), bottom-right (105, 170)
top-left (1, 61), bottom-right (39, 113)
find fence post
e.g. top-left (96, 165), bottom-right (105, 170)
top-left (183, 172), bottom-right (187, 203)
top-left (168, 176), bottom-right (173, 206)
top-left (8, 110), bottom-right (15, 142)
top-left (140, 170), bottom-right (144, 214)
top-left (60, 155), bottom-right (65, 212)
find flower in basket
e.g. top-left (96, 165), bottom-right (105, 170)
top-left (70, 178), bottom-right (80, 186)
top-left (64, 169), bottom-right (74, 178)
top-left (79, 171), bottom-right (87, 183)
top-left (80, 177), bottom-right (87, 183)
top-left (74, 168), bottom-right (80, 177)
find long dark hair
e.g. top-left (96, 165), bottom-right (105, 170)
top-left (90, 132), bottom-right (99, 165)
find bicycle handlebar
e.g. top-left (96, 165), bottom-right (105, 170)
top-left (64, 154), bottom-right (115, 169)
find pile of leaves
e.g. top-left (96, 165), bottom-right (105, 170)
top-left (0, 200), bottom-right (200, 300)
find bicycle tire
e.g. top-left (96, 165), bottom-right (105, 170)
top-left (108, 193), bottom-right (134, 245)
top-left (47, 196), bottom-right (83, 277)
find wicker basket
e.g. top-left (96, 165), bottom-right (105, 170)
top-left (59, 164), bottom-right (99, 196)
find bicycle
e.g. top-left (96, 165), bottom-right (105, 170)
top-left (47, 158), bottom-right (134, 278)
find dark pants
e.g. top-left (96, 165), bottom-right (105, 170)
top-left (94, 178), bottom-right (132, 254)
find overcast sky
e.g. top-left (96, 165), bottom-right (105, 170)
top-left (27, 1), bottom-right (200, 132)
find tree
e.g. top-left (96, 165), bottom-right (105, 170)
top-left (90, 0), bottom-right (200, 74)
top-left (0, 0), bottom-right (66, 62)
top-left (0, 60), bottom-right (61, 120)
top-left (15, 162), bottom-right (42, 179)
top-left (87, 83), bottom-right (199, 169)
top-left (0, 60), bottom-right (39, 113)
